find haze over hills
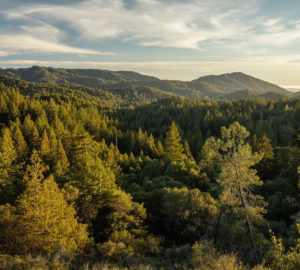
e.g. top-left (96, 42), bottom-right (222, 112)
top-left (0, 66), bottom-right (294, 99)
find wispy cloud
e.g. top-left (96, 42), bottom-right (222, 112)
top-left (1, 0), bottom-right (300, 84)
top-left (2, 0), bottom-right (300, 54)
top-left (0, 34), bottom-right (111, 55)
top-left (0, 0), bottom-right (262, 51)
top-left (0, 5), bottom-right (114, 56)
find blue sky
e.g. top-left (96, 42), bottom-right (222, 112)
top-left (1, 0), bottom-right (300, 86)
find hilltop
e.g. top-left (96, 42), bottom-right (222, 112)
top-left (0, 66), bottom-right (293, 99)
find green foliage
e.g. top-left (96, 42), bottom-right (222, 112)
top-left (160, 187), bottom-right (217, 244)
top-left (95, 189), bottom-right (160, 260)
top-left (164, 121), bottom-right (186, 163)
top-left (190, 242), bottom-right (245, 270)
top-left (0, 128), bottom-right (17, 175)
top-left (0, 74), bottom-right (299, 268)
top-left (218, 122), bottom-right (263, 208)
top-left (263, 228), bottom-right (300, 270)
top-left (0, 150), bottom-right (88, 255)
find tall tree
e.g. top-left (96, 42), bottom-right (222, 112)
top-left (12, 123), bottom-right (27, 161)
top-left (0, 150), bottom-right (88, 255)
top-left (164, 121), bottom-right (186, 163)
top-left (54, 139), bottom-right (69, 176)
top-left (39, 129), bottom-right (51, 160)
top-left (217, 122), bottom-right (263, 254)
top-left (252, 134), bottom-right (274, 180)
top-left (0, 128), bottom-right (17, 175)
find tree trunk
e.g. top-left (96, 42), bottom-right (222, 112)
top-left (214, 207), bottom-right (223, 247)
top-left (238, 184), bottom-right (256, 254)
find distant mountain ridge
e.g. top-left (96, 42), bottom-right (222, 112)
top-left (0, 66), bottom-right (294, 99)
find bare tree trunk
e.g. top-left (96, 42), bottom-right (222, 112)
top-left (238, 184), bottom-right (256, 254)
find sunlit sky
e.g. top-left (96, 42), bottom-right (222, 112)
top-left (1, 0), bottom-right (300, 85)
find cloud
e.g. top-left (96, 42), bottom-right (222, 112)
top-left (1, 0), bottom-right (300, 80)
top-left (0, 34), bottom-right (111, 55)
top-left (2, 0), bottom-right (300, 55)
top-left (0, 6), bottom-right (113, 56)
top-left (1, 0), bottom-right (262, 50)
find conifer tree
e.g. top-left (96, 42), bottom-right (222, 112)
top-left (39, 129), bottom-right (51, 160)
top-left (183, 140), bottom-right (194, 160)
top-left (217, 122), bottom-right (264, 253)
top-left (0, 128), bottom-right (17, 175)
top-left (48, 126), bottom-right (58, 159)
top-left (22, 114), bottom-right (35, 140)
top-left (70, 133), bottom-right (116, 223)
top-left (252, 135), bottom-right (274, 180)
top-left (157, 140), bottom-right (164, 157)
top-left (30, 125), bottom-right (40, 149)
top-left (54, 139), bottom-right (69, 176)
top-left (12, 124), bottom-right (27, 160)
top-left (0, 150), bottom-right (88, 255)
top-left (164, 121), bottom-right (186, 163)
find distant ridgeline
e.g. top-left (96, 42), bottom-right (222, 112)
top-left (0, 66), bottom-right (298, 100)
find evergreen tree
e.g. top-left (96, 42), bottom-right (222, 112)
top-left (69, 133), bottom-right (116, 223)
top-left (164, 121), bottom-right (186, 163)
top-left (252, 134), bottom-right (275, 180)
top-left (54, 139), bottom-right (70, 176)
top-left (39, 130), bottom-right (51, 160)
top-left (48, 126), bottom-right (58, 160)
top-left (0, 128), bottom-right (17, 175)
top-left (30, 125), bottom-right (40, 149)
top-left (160, 187), bottom-right (217, 244)
top-left (22, 114), bottom-right (35, 141)
top-left (12, 123), bottom-right (27, 161)
top-left (217, 122), bottom-right (264, 254)
top-left (0, 150), bottom-right (88, 255)
top-left (95, 189), bottom-right (159, 259)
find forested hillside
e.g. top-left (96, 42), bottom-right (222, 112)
top-left (0, 76), bottom-right (299, 269)
top-left (0, 66), bottom-right (294, 99)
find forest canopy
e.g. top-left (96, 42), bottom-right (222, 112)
top-left (0, 76), bottom-right (299, 269)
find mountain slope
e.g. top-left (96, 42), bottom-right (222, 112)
top-left (0, 76), bottom-right (172, 106)
top-left (192, 72), bottom-right (289, 95)
top-left (0, 66), bottom-right (159, 87)
top-left (0, 66), bottom-right (292, 98)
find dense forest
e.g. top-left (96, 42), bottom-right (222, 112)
top-left (0, 72), bottom-right (299, 269)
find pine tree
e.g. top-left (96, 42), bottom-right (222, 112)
top-left (30, 125), bottom-right (40, 149)
top-left (12, 123), bottom-right (27, 160)
top-left (39, 129), bottom-right (51, 160)
top-left (157, 140), bottom-right (164, 157)
top-left (48, 126), bottom-right (58, 160)
top-left (146, 134), bottom-right (157, 156)
top-left (69, 133), bottom-right (116, 223)
top-left (54, 139), bottom-right (69, 176)
top-left (183, 140), bottom-right (194, 160)
top-left (0, 95), bottom-right (9, 123)
top-left (217, 122), bottom-right (264, 253)
top-left (164, 121), bottom-right (186, 163)
top-left (0, 150), bottom-right (88, 255)
top-left (252, 135), bottom-right (274, 180)
top-left (0, 128), bottom-right (17, 175)
top-left (22, 114), bottom-right (35, 141)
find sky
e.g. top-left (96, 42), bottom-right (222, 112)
top-left (1, 0), bottom-right (300, 86)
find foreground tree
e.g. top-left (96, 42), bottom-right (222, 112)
top-left (160, 187), bottom-right (217, 244)
top-left (215, 122), bottom-right (264, 254)
top-left (95, 189), bottom-right (160, 260)
top-left (0, 150), bottom-right (88, 255)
